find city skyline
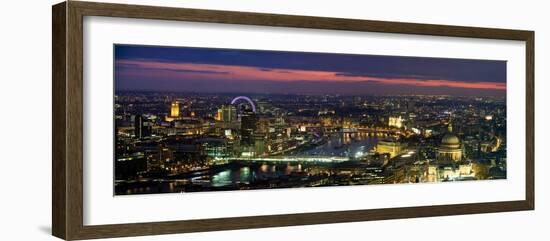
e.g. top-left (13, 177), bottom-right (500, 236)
top-left (114, 45), bottom-right (507, 195)
top-left (115, 45), bottom-right (506, 97)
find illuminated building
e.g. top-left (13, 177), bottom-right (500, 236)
top-left (429, 162), bottom-right (474, 182)
top-left (173, 119), bottom-right (202, 135)
top-left (481, 136), bottom-right (501, 153)
top-left (423, 129), bottom-right (433, 138)
top-left (437, 123), bottom-right (463, 162)
top-left (221, 105), bottom-right (237, 123)
top-left (388, 116), bottom-right (403, 128)
top-left (427, 164), bottom-right (438, 182)
top-left (171, 101), bottom-right (180, 117)
top-left (458, 163), bottom-right (473, 176)
top-left (342, 118), bottom-right (354, 129)
top-left (284, 128), bottom-right (292, 138)
top-left (200, 138), bottom-right (233, 158)
top-left (165, 101), bottom-right (181, 121)
top-left (375, 138), bottom-right (405, 158)
top-left (441, 166), bottom-right (458, 180)
top-left (134, 114), bottom-right (151, 138)
top-left (320, 117), bottom-right (333, 127)
top-left (216, 109), bottom-right (223, 121)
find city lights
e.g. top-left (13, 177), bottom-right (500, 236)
top-left (113, 45), bottom-right (507, 195)
top-left (115, 93), bottom-right (507, 195)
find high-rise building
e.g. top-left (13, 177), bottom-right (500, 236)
top-left (170, 101), bottom-right (180, 118)
top-left (134, 114), bottom-right (151, 138)
top-left (165, 101), bottom-right (181, 122)
top-left (221, 105), bottom-right (237, 123)
top-left (216, 109), bottom-right (223, 121)
top-left (240, 110), bottom-right (258, 146)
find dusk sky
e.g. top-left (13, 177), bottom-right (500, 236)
top-left (114, 45), bottom-right (506, 96)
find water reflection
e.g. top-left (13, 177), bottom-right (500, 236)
top-left (211, 170), bottom-right (232, 187)
top-left (116, 134), bottom-right (379, 195)
top-left (298, 133), bottom-right (378, 157)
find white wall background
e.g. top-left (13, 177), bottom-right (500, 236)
top-left (0, 0), bottom-right (547, 240)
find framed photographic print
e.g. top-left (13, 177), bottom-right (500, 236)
top-left (52, 1), bottom-right (534, 240)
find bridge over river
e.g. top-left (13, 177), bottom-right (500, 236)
top-left (218, 156), bottom-right (350, 163)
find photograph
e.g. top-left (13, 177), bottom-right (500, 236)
top-left (0, 0), bottom-right (542, 240)
top-left (114, 45), bottom-right (508, 195)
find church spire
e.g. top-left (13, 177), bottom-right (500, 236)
top-left (447, 113), bottom-right (453, 133)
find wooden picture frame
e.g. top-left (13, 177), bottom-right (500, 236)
top-left (52, 1), bottom-right (534, 240)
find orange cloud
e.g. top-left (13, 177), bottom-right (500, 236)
top-left (116, 59), bottom-right (506, 91)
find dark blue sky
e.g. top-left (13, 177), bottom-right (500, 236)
top-left (114, 44), bottom-right (507, 96)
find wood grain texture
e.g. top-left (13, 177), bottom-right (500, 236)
top-left (72, 1), bottom-right (533, 40)
top-left (74, 201), bottom-right (530, 240)
top-left (52, 2), bottom-right (67, 239)
top-left (525, 32), bottom-right (535, 209)
top-left (66, 1), bottom-right (85, 240)
top-left (51, 1), bottom-right (535, 240)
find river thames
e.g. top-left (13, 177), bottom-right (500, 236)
top-left (115, 133), bottom-right (380, 195)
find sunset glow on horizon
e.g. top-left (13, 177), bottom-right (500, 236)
top-left (115, 45), bottom-right (506, 96)
top-left (116, 59), bottom-right (506, 91)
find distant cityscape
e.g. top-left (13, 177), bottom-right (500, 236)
top-left (114, 92), bottom-right (506, 194)
top-left (114, 44), bottom-right (507, 195)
